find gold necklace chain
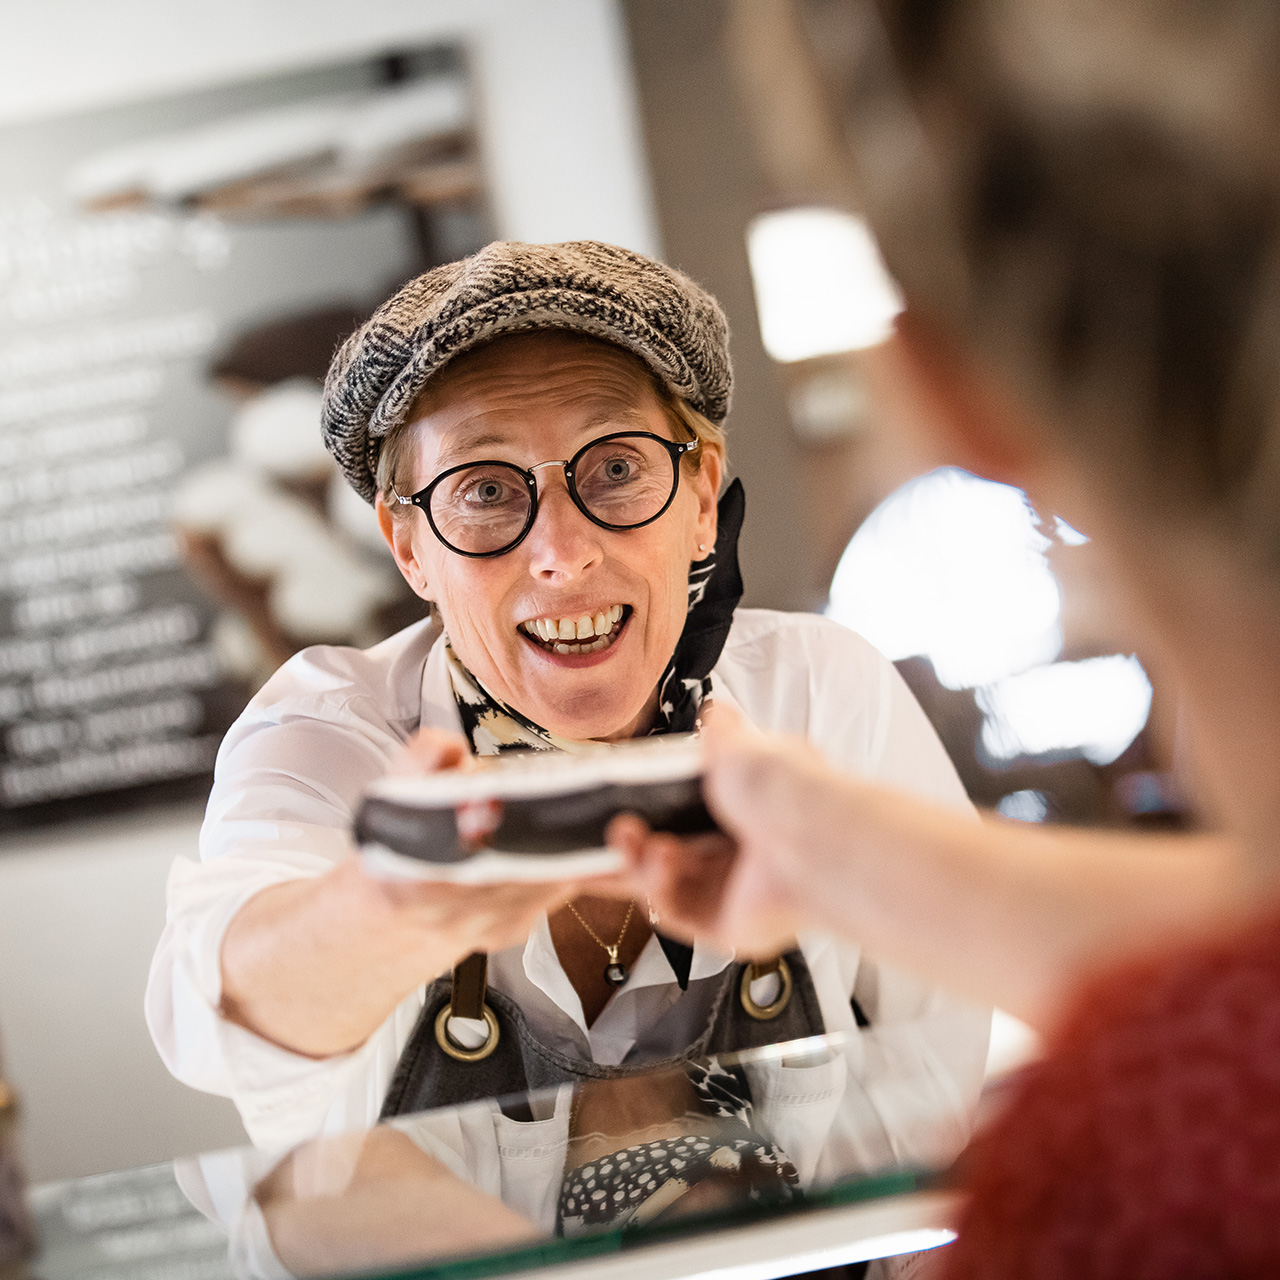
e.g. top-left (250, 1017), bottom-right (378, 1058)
top-left (566, 899), bottom-right (636, 965)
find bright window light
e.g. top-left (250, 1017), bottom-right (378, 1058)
top-left (826, 468), bottom-right (1062, 690)
top-left (978, 655), bottom-right (1153, 765)
top-left (746, 208), bottom-right (903, 362)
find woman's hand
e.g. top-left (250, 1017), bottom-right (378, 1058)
top-left (355, 866), bottom-right (577, 961)
top-left (220, 725), bottom-right (581, 1059)
top-left (371, 724), bottom-right (583, 955)
top-left (385, 725), bottom-right (474, 776)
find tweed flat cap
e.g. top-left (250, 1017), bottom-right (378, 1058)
top-left (321, 240), bottom-right (732, 502)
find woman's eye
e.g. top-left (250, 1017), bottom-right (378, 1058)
top-left (465, 478), bottom-right (510, 504)
top-left (602, 457), bottom-right (633, 482)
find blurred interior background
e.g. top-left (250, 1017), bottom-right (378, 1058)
top-left (0, 0), bottom-right (1175, 1183)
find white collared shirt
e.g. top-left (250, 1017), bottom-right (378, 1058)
top-left (499, 917), bottom-right (735, 1066)
top-left (146, 609), bottom-right (990, 1159)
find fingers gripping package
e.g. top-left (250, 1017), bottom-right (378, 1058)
top-left (355, 735), bottom-right (717, 884)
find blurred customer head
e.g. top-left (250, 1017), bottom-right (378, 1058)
top-left (825, 0), bottom-right (1280, 825)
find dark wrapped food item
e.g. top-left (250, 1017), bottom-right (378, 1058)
top-left (356, 735), bottom-right (715, 883)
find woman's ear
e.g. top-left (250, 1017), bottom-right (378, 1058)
top-left (690, 447), bottom-right (723, 560)
top-left (376, 495), bottom-right (432, 601)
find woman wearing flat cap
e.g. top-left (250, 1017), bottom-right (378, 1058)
top-left (147, 240), bottom-right (988, 1160)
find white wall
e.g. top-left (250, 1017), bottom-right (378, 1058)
top-left (0, 0), bottom-right (660, 255)
top-left (0, 0), bottom-right (657, 1182)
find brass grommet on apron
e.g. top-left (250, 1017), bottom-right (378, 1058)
top-left (434, 949), bottom-right (500, 1061)
top-left (740, 956), bottom-right (793, 1020)
top-left (434, 1002), bottom-right (501, 1062)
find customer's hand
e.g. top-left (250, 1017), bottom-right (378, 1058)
top-left (618, 707), bottom-right (1253, 1029)
top-left (612, 705), bottom-right (843, 957)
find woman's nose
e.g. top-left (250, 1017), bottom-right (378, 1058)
top-left (524, 473), bottom-right (603, 580)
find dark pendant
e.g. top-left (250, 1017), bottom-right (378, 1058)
top-left (604, 962), bottom-right (628, 987)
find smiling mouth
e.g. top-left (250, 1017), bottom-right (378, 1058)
top-left (520, 605), bottom-right (629, 655)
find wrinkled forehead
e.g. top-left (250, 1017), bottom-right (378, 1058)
top-left (409, 330), bottom-right (663, 422)
top-left (405, 330), bottom-right (669, 472)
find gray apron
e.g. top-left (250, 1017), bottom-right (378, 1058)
top-left (380, 949), bottom-right (827, 1117)
top-left (379, 953), bottom-right (873, 1280)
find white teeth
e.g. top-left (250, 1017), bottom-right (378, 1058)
top-left (523, 606), bottom-right (626, 648)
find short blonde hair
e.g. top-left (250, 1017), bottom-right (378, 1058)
top-left (657, 383), bottom-right (727, 475)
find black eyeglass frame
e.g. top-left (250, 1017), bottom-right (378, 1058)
top-left (391, 431), bottom-right (700, 559)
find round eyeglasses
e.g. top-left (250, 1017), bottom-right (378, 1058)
top-left (391, 431), bottom-right (700, 558)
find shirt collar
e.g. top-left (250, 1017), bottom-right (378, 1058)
top-left (418, 620), bottom-right (466, 736)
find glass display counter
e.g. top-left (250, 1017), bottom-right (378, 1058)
top-left (18, 1034), bottom-right (960, 1280)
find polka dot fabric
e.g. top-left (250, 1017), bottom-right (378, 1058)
top-left (945, 908), bottom-right (1280, 1279)
top-left (558, 1132), bottom-right (800, 1237)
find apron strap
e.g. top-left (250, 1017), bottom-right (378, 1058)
top-left (435, 951), bottom-right (501, 1062)
top-left (450, 951), bottom-right (489, 1020)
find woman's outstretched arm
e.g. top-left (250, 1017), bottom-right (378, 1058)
top-left (218, 728), bottom-right (575, 1059)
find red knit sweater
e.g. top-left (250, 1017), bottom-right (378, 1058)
top-left (945, 911), bottom-right (1280, 1279)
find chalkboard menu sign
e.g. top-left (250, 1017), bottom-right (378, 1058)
top-left (0, 45), bottom-right (488, 829)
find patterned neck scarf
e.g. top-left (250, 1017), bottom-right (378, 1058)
top-left (445, 479), bottom-right (746, 985)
